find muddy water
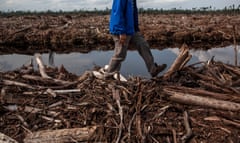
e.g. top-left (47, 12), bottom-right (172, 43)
top-left (0, 45), bottom-right (239, 78)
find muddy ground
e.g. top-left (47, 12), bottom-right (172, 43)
top-left (0, 13), bottom-right (240, 143)
top-left (0, 13), bottom-right (240, 54)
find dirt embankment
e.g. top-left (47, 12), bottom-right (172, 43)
top-left (0, 13), bottom-right (240, 53)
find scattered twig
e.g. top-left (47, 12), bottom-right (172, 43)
top-left (221, 118), bottom-right (240, 129)
top-left (181, 111), bottom-right (192, 143)
top-left (233, 25), bottom-right (238, 66)
top-left (4, 105), bottom-right (59, 117)
top-left (135, 83), bottom-right (145, 142)
top-left (172, 129), bottom-right (177, 143)
top-left (16, 114), bottom-right (29, 127)
top-left (112, 88), bottom-right (123, 143)
top-left (41, 115), bottom-right (61, 123)
top-left (22, 74), bottom-right (74, 85)
top-left (150, 135), bottom-right (160, 143)
top-left (152, 105), bottom-right (171, 120)
top-left (128, 112), bottom-right (137, 141)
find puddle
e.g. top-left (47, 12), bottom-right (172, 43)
top-left (0, 45), bottom-right (239, 78)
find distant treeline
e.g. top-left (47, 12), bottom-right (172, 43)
top-left (139, 6), bottom-right (240, 14)
top-left (1, 5), bottom-right (240, 16)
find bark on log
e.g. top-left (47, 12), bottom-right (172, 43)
top-left (164, 86), bottom-right (240, 103)
top-left (24, 126), bottom-right (97, 143)
top-left (163, 43), bottom-right (192, 79)
top-left (164, 89), bottom-right (240, 111)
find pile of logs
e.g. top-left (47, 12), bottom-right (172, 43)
top-left (162, 44), bottom-right (240, 111)
top-left (0, 44), bottom-right (240, 143)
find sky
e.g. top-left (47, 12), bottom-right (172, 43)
top-left (0, 0), bottom-right (239, 12)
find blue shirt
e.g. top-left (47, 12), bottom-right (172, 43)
top-left (109, 0), bottom-right (140, 35)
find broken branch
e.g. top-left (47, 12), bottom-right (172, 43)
top-left (24, 126), bottom-right (97, 143)
top-left (164, 89), bottom-right (240, 111)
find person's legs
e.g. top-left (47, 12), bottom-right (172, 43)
top-left (130, 32), bottom-right (166, 77)
top-left (106, 35), bottom-right (131, 74)
top-left (130, 32), bottom-right (155, 73)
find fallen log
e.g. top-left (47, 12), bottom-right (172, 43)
top-left (163, 89), bottom-right (240, 111)
top-left (0, 132), bottom-right (18, 143)
top-left (199, 80), bottom-right (233, 93)
top-left (35, 53), bottom-right (51, 79)
top-left (24, 126), bottom-right (97, 143)
top-left (3, 80), bottom-right (36, 89)
top-left (163, 43), bottom-right (192, 79)
top-left (22, 75), bottom-right (74, 85)
top-left (164, 86), bottom-right (240, 103)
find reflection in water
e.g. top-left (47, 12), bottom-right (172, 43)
top-left (234, 45), bottom-right (238, 66)
top-left (0, 45), bottom-right (239, 78)
top-left (49, 50), bottom-right (55, 67)
top-left (190, 45), bottom-right (239, 66)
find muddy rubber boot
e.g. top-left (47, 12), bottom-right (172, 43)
top-left (151, 63), bottom-right (167, 77)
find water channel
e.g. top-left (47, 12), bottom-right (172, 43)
top-left (0, 45), bottom-right (239, 78)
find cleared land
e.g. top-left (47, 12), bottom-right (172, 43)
top-left (0, 13), bottom-right (240, 143)
top-left (0, 13), bottom-right (239, 54)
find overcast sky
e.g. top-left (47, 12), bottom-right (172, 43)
top-left (0, 0), bottom-right (239, 12)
